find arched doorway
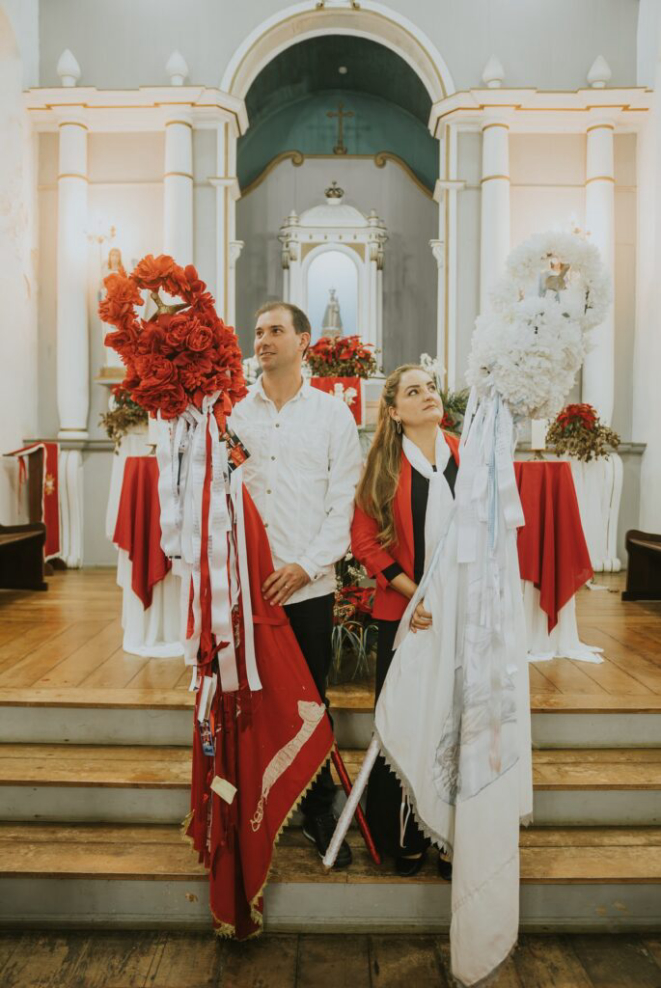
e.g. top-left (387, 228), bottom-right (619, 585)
top-left (229, 7), bottom-right (451, 371)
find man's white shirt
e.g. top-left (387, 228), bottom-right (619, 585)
top-left (228, 377), bottom-right (363, 604)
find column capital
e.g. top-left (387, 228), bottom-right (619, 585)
top-left (433, 178), bottom-right (465, 203)
top-left (228, 240), bottom-right (244, 269)
top-left (163, 108), bottom-right (194, 129)
top-left (429, 239), bottom-right (445, 269)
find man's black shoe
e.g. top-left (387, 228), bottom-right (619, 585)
top-left (302, 811), bottom-right (353, 869)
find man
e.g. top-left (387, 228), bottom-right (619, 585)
top-left (229, 301), bottom-right (363, 868)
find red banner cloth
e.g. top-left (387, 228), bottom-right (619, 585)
top-left (113, 456), bottom-right (171, 610)
top-left (514, 460), bottom-right (592, 632)
top-left (7, 442), bottom-right (60, 559)
top-left (185, 477), bottom-right (334, 939)
top-left (310, 376), bottom-right (363, 425)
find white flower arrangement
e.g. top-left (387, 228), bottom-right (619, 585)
top-left (420, 352), bottom-right (444, 390)
top-left (466, 231), bottom-right (611, 419)
top-left (242, 355), bottom-right (261, 386)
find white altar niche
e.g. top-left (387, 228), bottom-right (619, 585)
top-left (279, 182), bottom-right (387, 350)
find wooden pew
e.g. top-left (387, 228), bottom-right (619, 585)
top-left (0, 523), bottom-right (48, 591)
top-left (622, 529), bottom-right (661, 601)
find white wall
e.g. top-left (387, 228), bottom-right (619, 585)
top-left (37, 0), bottom-right (639, 93)
top-left (0, 2), bottom-right (39, 523)
top-left (235, 156), bottom-right (438, 372)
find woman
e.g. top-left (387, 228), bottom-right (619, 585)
top-left (351, 364), bottom-right (459, 876)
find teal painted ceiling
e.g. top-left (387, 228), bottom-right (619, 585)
top-left (245, 35), bottom-right (432, 128)
top-left (239, 36), bottom-right (438, 193)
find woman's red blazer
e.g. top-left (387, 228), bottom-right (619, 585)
top-left (351, 430), bottom-right (460, 621)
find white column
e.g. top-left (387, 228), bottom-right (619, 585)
top-left (163, 113), bottom-right (193, 263)
top-left (210, 120), bottom-right (240, 322)
top-left (582, 121), bottom-right (616, 425)
top-left (430, 238), bottom-right (445, 377)
top-left (56, 115), bottom-right (89, 440)
top-left (480, 121), bottom-right (511, 314)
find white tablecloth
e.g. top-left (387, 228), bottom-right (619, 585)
top-left (522, 582), bottom-right (603, 664)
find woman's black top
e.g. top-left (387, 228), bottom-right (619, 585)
top-left (382, 454), bottom-right (457, 586)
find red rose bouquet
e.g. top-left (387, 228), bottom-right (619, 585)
top-left (306, 334), bottom-right (378, 378)
top-left (546, 402), bottom-right (620, 462)
top-left (99, 254), bottom-right (246, 420)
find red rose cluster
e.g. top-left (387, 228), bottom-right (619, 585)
top-left (306, 335), bottom-right (378, 379)
top-left (99, 254), bottom-right (247, 419)
top-left (555, 403), bottom-right (598, 432)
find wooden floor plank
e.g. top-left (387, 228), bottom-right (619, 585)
top-left (370, 935), bottom-right (448, 987)
top-left (0, 620), bottom-right (113, 688)
top-left (297, 934), bottom-right (371, 988)
top-left (34, 620), bottom-right (124, 688)
top-left (0, 931), bottom-right (88, 988)
top-left (126, 656), bottom-right (189, 691)
top-left (512, 935), bottom-right (592, 988)
top-left (78, 647), bottom-right (153, 689)
top-left (529, 658), bottom-right (609, 696)
top-left (641, 935), bottom-right (661, 968)
top-left (0, 743), bottom-right (191, 787)
top-left (220, 934), bottom-right (298, 988)
top-left (572, 934), bottom-right (661, 988)
top-left (146, 931), bottom-right (222, 988)
top-left (580, 627), bottom-right (661, 695)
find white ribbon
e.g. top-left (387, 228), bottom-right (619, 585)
top-left (155, 395), bottom-right (262, 692)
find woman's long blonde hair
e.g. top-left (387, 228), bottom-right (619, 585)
top-left (356, 364), bottom-right (428, 547)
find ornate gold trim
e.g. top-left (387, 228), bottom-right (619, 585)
top-left (58, 121), bottom-right (88, 131)
top-left (164, 170), bottom-right (194, 179)
top-left (585, 175), bottom-right (615, 184)
top-left (57, 172), bottom-right (88, 181)
top-left (242, 150), bottom-right (433, 198)
top-left (347, 242), bottom-right (365, 259)
top-left (481, 174), bottom-right (510, 183)
top-left (482, 122), bottom-right (509, 132)
top-left (586, 123), bottom-right (615, 133)
top-left (165, 119), bottom-right (193, 129)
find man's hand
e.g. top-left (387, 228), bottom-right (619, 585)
top-left (262, 563), bottom-right (311, 606)
top-left (410, 599), bottom-right (432, 633)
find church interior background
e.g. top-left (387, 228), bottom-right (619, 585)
top-left (1, 1), bottom-right (661, 980)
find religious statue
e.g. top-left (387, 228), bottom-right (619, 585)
top-left (540, 257), bottom-right (570, 300)
top-left (322, 288), bottom-right (343, 338)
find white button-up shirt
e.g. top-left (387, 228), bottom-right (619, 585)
top-left (228, 377), bottom-right (363, 604)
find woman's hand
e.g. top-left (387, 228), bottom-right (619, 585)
top-left (411, 599), bottom-right (432, 633)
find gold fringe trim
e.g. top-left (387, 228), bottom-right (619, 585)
top-left (180, 736), bottom-right (335, 939)
top-left (248, 736), bottom-right (335, 930)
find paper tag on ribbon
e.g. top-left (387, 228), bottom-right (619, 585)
top-left (211, 775), bottom-right (237, 805)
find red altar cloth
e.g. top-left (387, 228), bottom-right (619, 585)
top-left (515, 460), bottom-right (592, 633)
top-left (113, 456), bottom-right (170, 609)
top-left (310, 375), bottom-right (363, 425)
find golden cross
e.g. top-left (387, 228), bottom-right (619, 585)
top-left (327, 101), bottom-right (354, 156)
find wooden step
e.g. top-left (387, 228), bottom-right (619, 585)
top-left (1, 744), bottom-right (660, 791)
top-left (1, 823), bottom-right (659, 933)
top-left (0, 821), bottom-right (660, 884)
top-left (0, 745), bottom-right (659, 827)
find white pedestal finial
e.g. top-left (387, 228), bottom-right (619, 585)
top-left (166, 50), bottom-right (189, 86)
top-left (57, 49), bottom-right (81, 87)
top-left (482, 55), bottom-right (505, 89)
top-left (587, 56), bottom-right (612, 88)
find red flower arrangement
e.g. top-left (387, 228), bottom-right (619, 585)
top-left (306, 335), bottom-right (378, 378)
top-left (546, 402), bottom-right (620, 462)
top-left (334, 584), bottom-right (374, 623)
top-left (98, 254), bottom-right (247, 419)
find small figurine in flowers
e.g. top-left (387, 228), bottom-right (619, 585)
top-left (546, 403), bottom-right (620, 462)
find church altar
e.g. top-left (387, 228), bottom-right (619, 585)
top-left (515, 460), bottom-right (602, 663)
top-left (112, 456), bottom-right (182, 658)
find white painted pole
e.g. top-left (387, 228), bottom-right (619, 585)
top-left (582, 122), bottom-right (616, 425)
top-left (323, 735), bottom-right (380, 870)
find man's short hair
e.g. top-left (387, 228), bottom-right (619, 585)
top-left (255, 301), bottom-right (311, 337)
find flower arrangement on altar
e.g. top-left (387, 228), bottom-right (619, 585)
top-left (99, 254), bottom-right (246, 419)
top-left (99, 385), bottom-right (148, 449)
top-left (546, 403), bottom-right (620, 462)
top-left (467, 230), bottom-right (612, 419)
top-left (330, 553), bottom-right (376, 685)
top-left (306, 334), bottom-right (378, 378)
top-left (419, 352), bottom-right (469, 435)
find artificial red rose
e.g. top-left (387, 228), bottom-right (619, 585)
top-left (134, 354), bottom-right (177, 388)
top-left (165, 312), bottom-right (194, 348)
top-left (133, 254), bottom-right (178, 292)
top-left (104, 324), bottom-right (138, 356)
top-left (188, 321), bottom-right (215, 353)
top-left (103, 272), bottom-right (143, 305)
top-left (174, 351), bottom-right (214, 391)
